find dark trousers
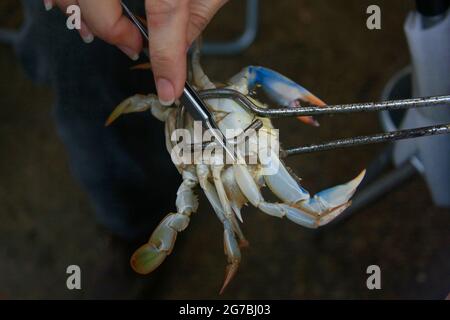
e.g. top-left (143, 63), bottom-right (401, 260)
top-left (16, 0), bottom-right (180, 239)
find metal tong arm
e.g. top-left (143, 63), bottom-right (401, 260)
top-left (199, 89), bottom-right (450, 118)
top-left (199, 88), bottom-right (450, 156)
top-left (283, 123), bottom-right (450, 156)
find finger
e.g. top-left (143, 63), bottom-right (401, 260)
top-left (146, 0), bottom-right (190, 105)
top-left (187, 0), bottom-right (228, 44)
top-left (78, 0), bottom-right (142, 60)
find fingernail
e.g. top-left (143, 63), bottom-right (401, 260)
top-left (81, 33), bottom-right (94, 44)
top-left (79, 22), bottom-right (94, 44)
top-left (156, 78), bottom-right (175, 106)
top-left (43, 0), bottom-right (53, 11)
top-left (118, 45), bottom-right (139, 61)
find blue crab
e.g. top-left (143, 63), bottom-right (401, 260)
top-left (106, 47), bottom-right (365, 293)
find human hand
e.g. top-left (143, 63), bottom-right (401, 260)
top-left (44, 0), bottom-right (228, 105)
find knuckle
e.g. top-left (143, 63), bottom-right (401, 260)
top-left (150, 48), bottom-right (176, 68)
top-left (147, 0), bottom-right (178, 14)
top-left (189, 11), bottom-right (209, 34)
top-left (105, 25), bottom-right (123, 42)
top-left (189, 0), bottom-right (227, 35)
top-left (146, 0), bottom-right (180, 27)
top-left (87, 15), bottom-right (123, 43)
top-left (98, 23), bottom-right (122, 43)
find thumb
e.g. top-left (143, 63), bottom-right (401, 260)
top-left (146, 0), bottom-right (190, 105)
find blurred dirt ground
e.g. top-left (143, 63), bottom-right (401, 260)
top-left (0, 0), bottom-right (449, 299)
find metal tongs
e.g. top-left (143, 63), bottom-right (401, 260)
top-left (122, 2), bottom-right (450, 157)
top-left (199, 89), bottom-right (450, 156)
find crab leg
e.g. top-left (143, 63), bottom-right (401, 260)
top-left (105, 94), bottom-right (171, 126)
top-left (234, 162), bottom-right (364, 228)
top-left (221, 219), bottom-right (241, 294)
top-left (262, 150), bottom-right (311, 204)
top-left (262, 150), bottom-right (366, 224)
top-left (130, 168), bottom-right (198, 274)
top-left (191, 42), bottom-right (216, 90)
top-left (197, 164), bottom-right (246, 243)
top-left (295, 171), bottom-right (365, 226)
top-left (131, 62), bottom-right (152, 70)
top-left (221, 166), bottom-right (248, 224)
top-left (234, 164), bottom-right (316, 228)
top-left (197, 164), bottom-right (244, 293)
top-left (211, 161), bottom-right (248, 244)
top-left (230, 66), bottom-right (326, 126)
top-left (197, 164), bottom-right (227, 222)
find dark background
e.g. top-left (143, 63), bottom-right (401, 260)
top-left (0, 0), bottom-right (449, 299)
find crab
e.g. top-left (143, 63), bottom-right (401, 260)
top-left (106, 46), bottom-right (365, 293)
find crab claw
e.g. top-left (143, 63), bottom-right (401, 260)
top-left (296, 169), bottom-right (366, 226)
top-left (289, 93), bottom-right (326, 127)
top-left (130, 213), bottom-right (189, 275)
top-left (245, 66), bottom-right (326, 126)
